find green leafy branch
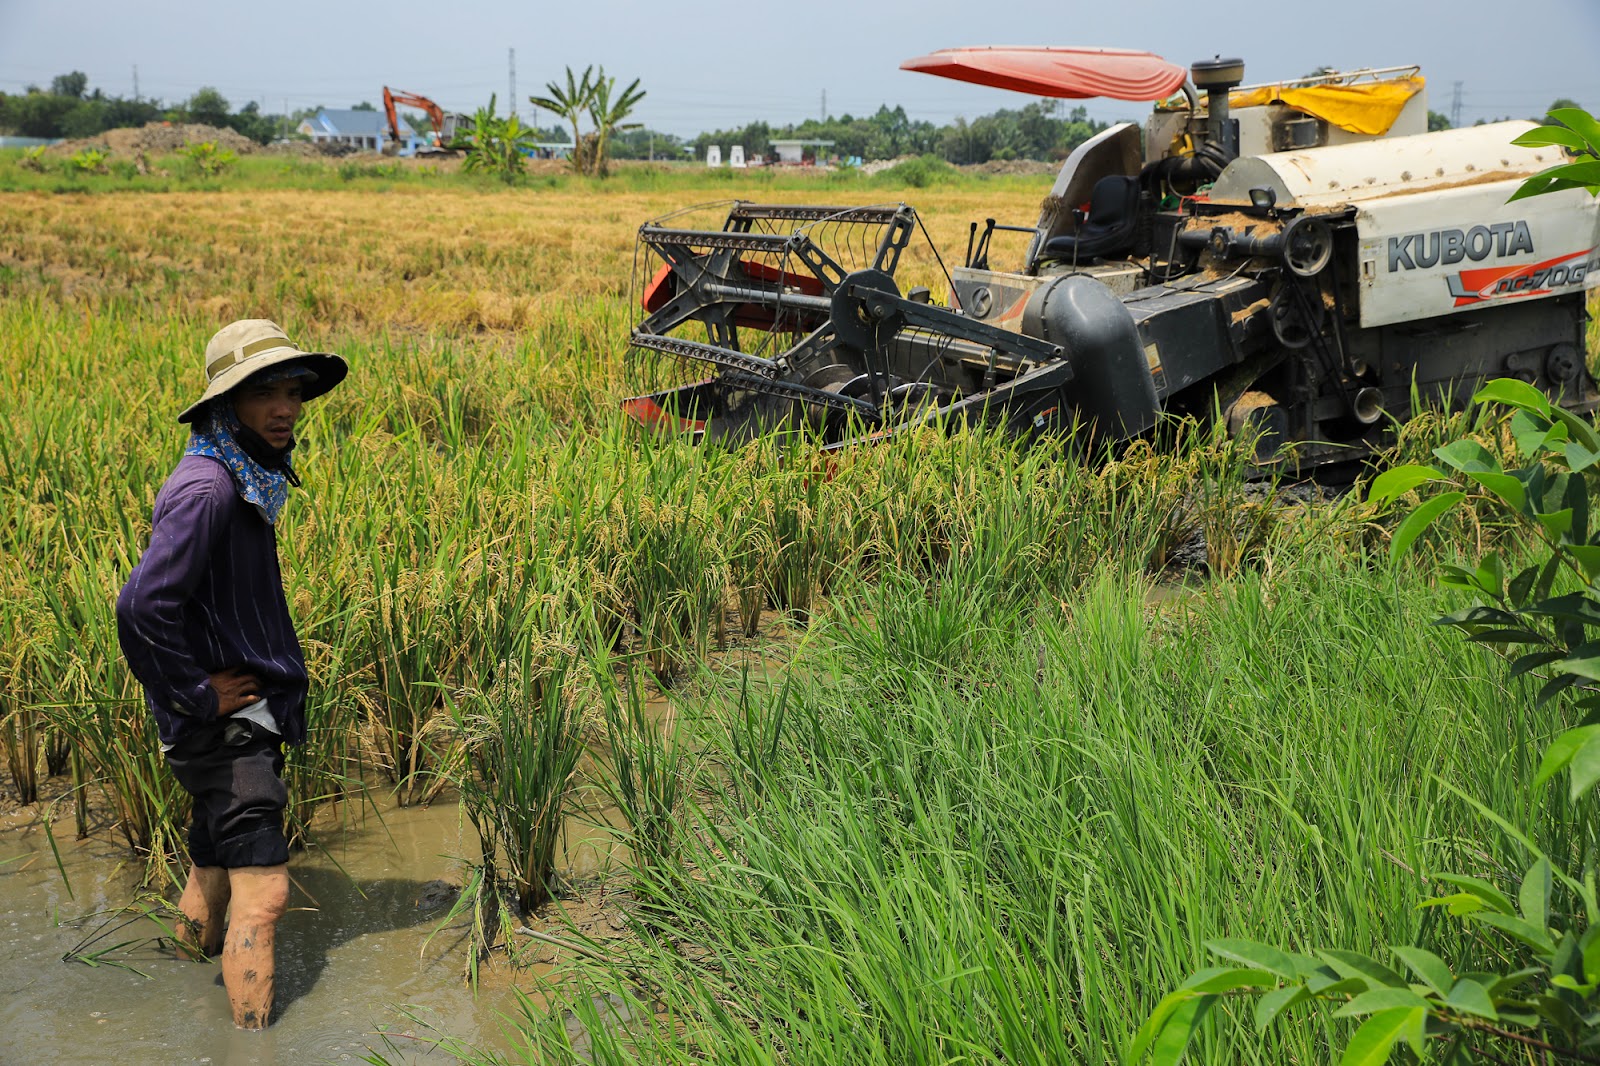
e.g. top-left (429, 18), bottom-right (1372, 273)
top-left (1128, 880), bottom-right (1600, 1066)
top-left (1370, 378), bottom-right (1600, 792)
top-left (1509, 108), bottom-right (1600, 202)
top-left (1131, 379), bottom-right (1600, 1064)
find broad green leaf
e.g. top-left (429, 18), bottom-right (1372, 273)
top-left (1444, 977), bottom-right (1499, 1020)
top-left (1150, 993), bottom-right (1215, 1066)
top-left (1535, 992), bottom-right (1587, 1040)
top-left (1336, 987), bottom-right (1431, 1017)
top-left (1511, 650), bottom-right (1566, 679)
top-left (1367, 464), bottom-right (1448, 507)
top-left (1547, 108), bottom-right (1600, 151)
top-left (1467, 911), bottom-right (1556, 955)
top-left (1508, 174), bottom-right (1592, 202)
top-left (1530, 159), bottom-right (1600, 187)
top-left (1439, 564), bottom-right (1480, 593)
top-left (1535, 726), bottom-right (1600, 789)
top-left (1127, 990), bottom-right (1195, 1066)
top-left (1466, 628), bottom-right (1547, 647)
top-left (1566, 545), bottom-right (1600, 581)
top-left (1307, 973), bottom-right (1372, 997)
top-left (1550, 656), bottom-right (1600, 682)
top-left (1340, 1007), bottom-right (1417, 1066)
top-left (1520, 858), bottom-right (1552, 927)
top-left (1474, 377), bottom-right (1554, 414)
top-left (1538, 508), bottom-right (1575, 539)
top-left (1285, 953), bottom-right (1331, 979)
top-left (1206, 938), bottom-right (1298, 978)
top-left (1474, 553), bottom-right (1507, 598)
top-left (1465, 470), bottom-right (1527, 513)
top-left (1549, 975), bottom-right (1596, 995)
top-left (1433, 439), bottom-right (1499, 474)
top-left (1415, 891), bottom-right (1486, 917)
top-left (1551, 407), bottom-right (1600, 454)
top-left (1511, 408), bottom-right (1555, 455)
top-left (1583, 926), bottom-right (1600, 984)
top-left (1391, 946), bottom-right (1453, 997)
top-left (1568, 727), bottom-right (1600, 800)
top-left (1181, 967), bottom-right (1276, 994)
top-left (1511, 125), bottom-right (1591, 152)
top-left (1539, 672), bottom-right (1583, 706)
top-left (1320, 949), bottom-right (1408, 988)
top-left (1486, 966), bottom-right (1543, 996)
top-left (1254, 984), bottom-right (1310, 1032)
top-left (1537, 552), bottom-right (1566, 601)
top-left (1525, 592), bottom-right (1600, 626)
top-left (1567, 443), bottom-right (1600, 472)
top-left (1400, 1004), bottom-right (1429, 1057)
top-left (1390, 492), bottom-right (1467, 562)
top-left (1508, 563), bottom-right (1540, 607)
top-left (1437, 604), bottom-right (1520, 627)
top-left (1433, 873), bottom-right (1515, 915)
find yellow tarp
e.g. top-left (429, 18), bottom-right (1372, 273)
top-left (1230, 76), bottom-right (1426, 136)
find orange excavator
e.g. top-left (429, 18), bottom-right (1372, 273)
top-left (381, 87), bottom-right (466, 155)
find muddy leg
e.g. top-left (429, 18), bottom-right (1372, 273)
top-left (176, 865), bottom-right (231, 960)
top-left (222, 864), bottom-right (288, 1029)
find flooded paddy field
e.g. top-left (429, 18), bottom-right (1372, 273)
top-left (0, 787), bottom-right (628, 1065)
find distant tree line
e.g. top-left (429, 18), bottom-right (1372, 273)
top-left (0, 70), bottom-right (360, 145)
top-left (682, 102), bottom-right (1116, 165)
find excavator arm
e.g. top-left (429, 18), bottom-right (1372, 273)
top-left (381, 86), bottom-right (447, 147)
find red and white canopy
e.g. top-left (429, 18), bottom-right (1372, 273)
top-left (900, 47), bottom-right (1188, 102)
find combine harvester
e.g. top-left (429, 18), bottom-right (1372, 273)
top-left (621, 49), bottom-right (1599, 471)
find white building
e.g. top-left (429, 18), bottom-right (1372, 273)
top-left (771, 139), bottom-right (834, 165)
top-left (297, 109), bottom-right (411, 153)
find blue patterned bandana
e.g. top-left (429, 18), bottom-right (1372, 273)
top-left (185, 401), bottom-right (295, 524)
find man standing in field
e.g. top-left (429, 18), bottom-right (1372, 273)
top-left (116, 319), bottom-right (346, 1029)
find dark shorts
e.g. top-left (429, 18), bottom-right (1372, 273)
top-left (164, 718), bottom-right (289, 869)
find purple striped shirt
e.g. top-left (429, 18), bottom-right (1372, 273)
top-left (116, 454), bottom-right (308, 748)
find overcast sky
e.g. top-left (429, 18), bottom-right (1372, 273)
top-left (1, 0), bottom-right (1596, 137)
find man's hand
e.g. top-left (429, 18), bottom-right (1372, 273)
top-left (209, 668), bottom-right (263, 717)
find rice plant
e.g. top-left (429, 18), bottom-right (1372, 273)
top-left (587, 641), bottom-right (699, 885)
top-left (447, 622), bottom-right (586, 955)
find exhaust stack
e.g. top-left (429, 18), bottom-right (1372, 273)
top-left (1191, 56), bottom-right (1245, 161)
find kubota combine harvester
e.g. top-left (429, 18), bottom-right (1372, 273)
top-left (621, 48), bottom-right (1600, 470)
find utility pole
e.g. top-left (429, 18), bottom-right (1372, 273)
top-left (1451, 81), bottom-right (1463, 129)
top-left (509, 48), bottom-right (517, 118)
top-left (132, 64), bottom-right (139, 101)
top-left (820, 89), bottom-right (826, 124)
top-left (283, 97), bottom-right (289, 141)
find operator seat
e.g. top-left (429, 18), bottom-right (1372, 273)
top-left (1040, 174), bottom-right (1140, 263)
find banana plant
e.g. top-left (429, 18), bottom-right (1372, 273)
top-left (586, 67), bottom-right (645, 178)
top-left (529, 65), bottom-right (596, 174)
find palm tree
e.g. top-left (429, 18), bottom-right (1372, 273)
top-left (587, 69), bottom-right (646, 178)
top-left (529, 66), bottom-right (595, 173)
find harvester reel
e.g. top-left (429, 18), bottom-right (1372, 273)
top-left (1282, 216), bottom-right (1333, 278)
top-left (623, 201), bottom-right (1067, 445)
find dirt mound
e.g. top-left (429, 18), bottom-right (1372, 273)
top-left (51, 122), bottom-right (258, 157)
top-left (860, 155), bottom-right (919, 177)
top-left (961, 159), bottom-right (1057, 177)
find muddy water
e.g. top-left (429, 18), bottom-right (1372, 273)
top-left (0, 793), bottom-right (621, 1066)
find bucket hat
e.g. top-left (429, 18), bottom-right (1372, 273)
top-left (178, 319), bottom-right (348, 424)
